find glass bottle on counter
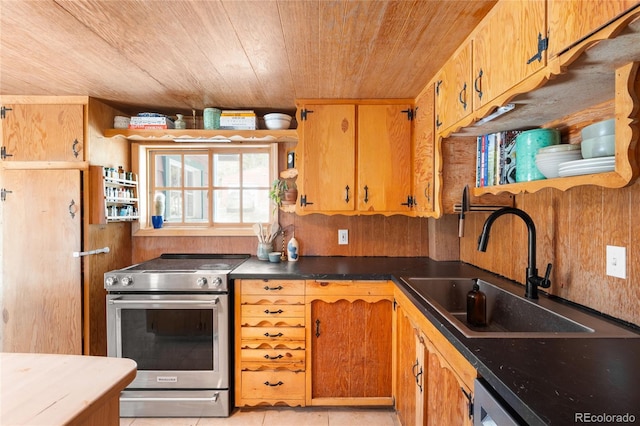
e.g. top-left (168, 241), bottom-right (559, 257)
top-left (466, 280), bottom-right (486, 326)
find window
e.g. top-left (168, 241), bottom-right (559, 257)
top-left (141, 143), bottom-right (277, 234)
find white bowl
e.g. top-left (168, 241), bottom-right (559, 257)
top-left (581, 118), bottom-right (615, 140)
top-left (264, 113), bottom-right (292, 130)
top-left (537, 144), bottom-right (581, 155)
top-left (581, 135), bottom-right (615, 158)
top-left (535, 151), bottom-right (583, 179)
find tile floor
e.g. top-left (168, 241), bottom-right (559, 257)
top-left (120, 407), bottom-right (400, 426)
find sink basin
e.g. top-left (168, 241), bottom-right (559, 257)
top-left (402, 277), bottom-right (639, 338)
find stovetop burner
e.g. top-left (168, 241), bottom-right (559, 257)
top-left (126, 253), bottom-right (250, 272)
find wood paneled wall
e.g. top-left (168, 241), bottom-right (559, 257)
top-left (132, 214), bottom-right (431, 264)
top-left (460, 180), bottom-right (640, 327)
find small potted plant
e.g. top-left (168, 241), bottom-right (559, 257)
top-left (269, 178), bottom-right (298, 209)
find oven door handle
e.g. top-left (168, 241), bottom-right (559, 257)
top-left (108, 297), bottom-right (219, 305)
top-left (120, 393), bottom-right (219, 403)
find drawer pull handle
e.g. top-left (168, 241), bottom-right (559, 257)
top-left (264, 285), bottom-right (283, 291)
top-left (315, 319), bottom-right (321, 337)
top-left (264, 309), bottom-right (284, 314)
top-left (264, 332), bottom-right (284, 338)
top-left (264, 354), bottom-right (284, 360)
top-left (264, 381), bottom-right (284, 387)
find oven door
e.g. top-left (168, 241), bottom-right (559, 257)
top-left (107, 293), bottom-right (228, 390)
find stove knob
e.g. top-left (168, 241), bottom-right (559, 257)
top-left (105, 276), bottom-right (118, 286)
top-left (212, 277), bottom-right (223, 287)
top-left (197, 277), bottom-right (208, 288)
top-left (120, 276), bottom-right (133, 287)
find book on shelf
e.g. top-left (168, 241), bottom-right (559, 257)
top-left (129, 116), bottom-right (175, 129)
top-left (499, 130), bottom-right (521, 184)
top-left (476, 130), bottom-right (522, 187)
top-left (220, 110), bottom-right (256, 116)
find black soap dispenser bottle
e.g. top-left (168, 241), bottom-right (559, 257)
top-left (467, 279), bottom-right (486, 326)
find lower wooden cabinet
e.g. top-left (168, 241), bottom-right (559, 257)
top-left (305, 280), bottom-right (394, 406)
top-left (235, 278), bottom-right (474, 418)
top-left (235, 279), bottom-right (306, 407)
top-left (394, 287), bottom-right (477, 425)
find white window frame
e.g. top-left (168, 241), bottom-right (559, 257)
top-left (132, 141), bottom-right (278, 236)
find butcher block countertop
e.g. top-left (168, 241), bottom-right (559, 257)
top-left (1, 353), bottom-right (136, 425)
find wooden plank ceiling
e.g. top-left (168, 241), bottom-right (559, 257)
top-left (0, 0), bottom-right (496, 114)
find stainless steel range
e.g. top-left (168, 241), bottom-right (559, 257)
top-left (104, 253), bottom-right (249, 418)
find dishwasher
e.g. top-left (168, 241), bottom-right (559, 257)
top-left (473, 379), bottom-right (522, 426)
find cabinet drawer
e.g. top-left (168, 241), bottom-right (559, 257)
top-left (241, 326), bottom-right (306, 343)
top-left (241, 371), bottom-right (305, 400)
top-left (240, 317), bottom-right (305, 328)
top-left (240, 279), bottom-right (305, 295)
top-left (241, 349), bottom-right (305, 369)
top-left (241, 294), bottom-right (305, 305)
top-left (241, 304), bottom-right (305, 318)
top-left (305, 280), bottom-right (393, 296)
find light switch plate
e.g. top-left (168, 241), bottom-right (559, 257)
top-left (606, 245), bottom-right (626, 279)
top-left (338, 229), bottom-right (348, 245)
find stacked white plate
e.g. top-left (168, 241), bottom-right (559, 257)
top-left (557, 156), bottom-right (615, 177)
top-left (534, 144), bottom-right (582, 178)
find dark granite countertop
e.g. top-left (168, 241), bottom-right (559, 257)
top-left (231, 256), bottom-right (640, 425)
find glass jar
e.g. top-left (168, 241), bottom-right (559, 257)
top-left (203, 108), bottom-right (221, 130)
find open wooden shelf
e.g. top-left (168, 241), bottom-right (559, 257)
top-left (103, 128), bottom-right (298, 143)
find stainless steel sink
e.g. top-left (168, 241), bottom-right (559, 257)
top-left (402, 277), bottom-right (639, 338)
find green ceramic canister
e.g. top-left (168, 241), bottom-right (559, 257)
top-left (515, 128), bottom-right (560, 182)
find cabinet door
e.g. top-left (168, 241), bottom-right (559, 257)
top-left (298, 104), bottom-right (355, 212)
top-left (425, 338), bottom-right (473, 426)
top-left (412, 85), bottom-right (436, 215)
top-left (436, 42), bottom-right (473, 132)
top-left (357, 104), bottom-right (412, 212)
top-left (310, 299), bottom-right (392, 401)
top-left (395, 304), bottom-right (420, 426)
top-left (1, 104), bottom-right (84, 161)
top-left (1, 169), bottom-right (82, 354)
top-left (548, 0), bottom-right (639, 57)
top-left (472, 0), bottom-right (546, 110)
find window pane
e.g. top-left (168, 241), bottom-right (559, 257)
top-left (166, 189), bottom-right (183, 222)
top-left (185, 190), bottom-right (208, 222)
top-left (214, 153), bottom-right (239, 187)
top-left (154, 155), bottom-right (183, 187)
top-left (184, 154), bottom-right (208, 187)
top-left (243, 153), bottom-right (269, 187)
top-left (214, 189), bottom-right (239, 223)
top-left (243, 189), bottom-right (269, 223)
top-left (155, 155), bottom-right (181, 187)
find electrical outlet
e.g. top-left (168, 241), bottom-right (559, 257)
top-left (338, 229), bottom-right (349, 245)
top-left (606, 245), bottom-right (626, 279)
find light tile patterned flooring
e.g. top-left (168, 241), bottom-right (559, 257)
top-left (120, 407), bottom-right (400, 426)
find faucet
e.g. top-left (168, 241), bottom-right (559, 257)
top-left (477, 207), bottom-right (552, 299)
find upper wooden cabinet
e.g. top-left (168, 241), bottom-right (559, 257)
top-left (295, 100), bottom-right (413, 215)
top-left (412, 85), bottom-right (436, 215)
top-left (435, 42), bottom-right (473, 133)
top-left (472, 0), bottom-right (547, 111)
top-left (547, 0), bottom-right (640, 58)
top-left (0, 102), bottom-right (84, 162)
top-left (357, 104), bottom-right (413, 212)
top-left (296, 103), bottom-right (356, 213)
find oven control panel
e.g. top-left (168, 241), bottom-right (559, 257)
top-left (104, 273), bottom-right (228, 292)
